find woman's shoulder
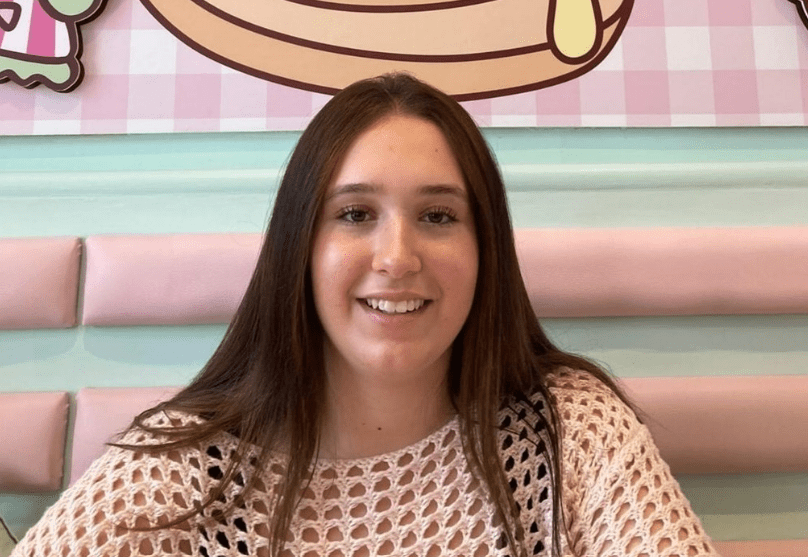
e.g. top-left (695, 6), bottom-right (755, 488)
top-left (501, 367), bottom-right (641, 462)
top-left (506, 368), bottom-right (634, 424)
top-left (546, 367), bottom-right (641, 449)
top-left (117, 408), bottom-right (206, 443)
top-left (546, 367), bottom-right (636, 421)
top-left (12, 410), bottom-right (240, 556)
top-left (108, 409), bottom-right (246, 506)
top-left (114, 409), bottom-right (247, 471)
top-left (537, 372), bottom-right (721, 556)
top-left (75, 409), bottom-right (234, 519)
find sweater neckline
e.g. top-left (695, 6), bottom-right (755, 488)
top-left (315, 413), bottom-right (461, 469)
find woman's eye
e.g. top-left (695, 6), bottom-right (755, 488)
top-left (338, 207), bottom-right (371, 223)
top-left (423, 208), bottom-right (457, 225)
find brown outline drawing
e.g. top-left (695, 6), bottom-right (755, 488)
top-left (175, 0), bottom-right (565, 63)
top-left (548, 0), bottom-right (604, 64)
top-left (140, 0), bottom-right (634, 100)
top-left (284, 0), bottom-right (498, 13)
top-left (0, 2), bottom-right (22, 32)
top-left (0, 0), bottom-right (108, 92)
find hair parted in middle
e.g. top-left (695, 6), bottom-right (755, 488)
top-left (130, 72), bottom-right (615, 557)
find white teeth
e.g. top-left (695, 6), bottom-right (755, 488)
top-left (365, 298), bottom-right (426, 314)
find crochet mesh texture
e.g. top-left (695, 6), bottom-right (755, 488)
top-left (12, 370), bottom-right (719, 557)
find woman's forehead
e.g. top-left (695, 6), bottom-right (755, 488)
top-left (326, 115), bottom-right (465, 190)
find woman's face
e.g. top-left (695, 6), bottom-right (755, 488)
top-left (311, 114), bottom-right (479, 389)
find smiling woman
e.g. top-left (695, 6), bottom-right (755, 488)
top-left (11, 74), bottom-right (720, 557)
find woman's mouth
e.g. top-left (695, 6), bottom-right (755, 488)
top-left (363, 298), bottom-right (429, 314)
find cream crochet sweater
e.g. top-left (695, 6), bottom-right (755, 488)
top-left (12, 370), bottom-right (719, 557)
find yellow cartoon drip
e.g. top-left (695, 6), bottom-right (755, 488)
top-left (553, 0), bottom-right (598, 60)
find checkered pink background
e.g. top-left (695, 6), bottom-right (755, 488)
top-left (1, 0), bottom-right (807, 134)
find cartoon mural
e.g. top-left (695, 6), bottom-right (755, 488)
top-left (0, 0), bottom-right (107, 91)
top-left (141, 0), bottom-right (633, 100)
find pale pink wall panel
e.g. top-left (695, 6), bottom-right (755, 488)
top-left (79, 228), bottom-right (808, 325)
top-left (515, 227), bottom-right (808, 317)
top-left (82, 234), bottom-right (262, 326)
top-left (0, 392), bottom-right (69, 492)
top-left (65, 377), bottom-right (808, 481)
top-left (0, 237), bottom-right (81, 329)
top-left (713, 539), bottom-right (808, 557)
top-left (623, 375), bottom-right (808, 475)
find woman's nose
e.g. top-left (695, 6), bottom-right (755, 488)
top-left (371, 219), bottom-right (422, 277)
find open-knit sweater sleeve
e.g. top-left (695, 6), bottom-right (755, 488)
top-left (11, 412), bottom-right (211, 557)
top-left (549, 370), bottom-right (719, 557)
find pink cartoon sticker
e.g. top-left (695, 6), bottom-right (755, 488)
top-left (0, 0), bottom-right (107, 91)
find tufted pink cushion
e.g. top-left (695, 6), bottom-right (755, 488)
top-left (70, 386), bottom-right (180, 484)
top-left (79, 228), bottom-right (808, 326)
top-left (0, 392), bottom-right (69, 492)
top-left (713, 539), bottom-right (808, 557)
top-left (516, 227), bottom-right (808, 317)
top-left (82, 234), bottom-right (262, 326)
top-left (65, 376), bottom-right (808, 484)
top-left (623, 375), bottom-right (808, 475)
top-left (0, 237), bottom-right (81, 329)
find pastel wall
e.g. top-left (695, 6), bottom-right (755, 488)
top-left (1, 126), bottom-right (807, 544)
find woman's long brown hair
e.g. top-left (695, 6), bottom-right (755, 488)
top-left (126, 73), bottom-right (629, 557)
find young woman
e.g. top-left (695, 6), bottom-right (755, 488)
top-left (12, 74), bottom-right (719, 557)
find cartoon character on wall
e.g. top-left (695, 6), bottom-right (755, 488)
top-left (0, 0), bottom-right (107, 91)
top-left (141, 0), bottom-right (634, 100)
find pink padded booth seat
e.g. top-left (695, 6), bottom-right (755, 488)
top-left (68, 376), bottom-right (808, 482)
top-left (623, 375), bottom-right (808, 475)
top-left (0, 392), bottom-right (69, 492)
top-left (70, 386), bottom-right (180, 484)
top-left (80, 227), bottom-right (808, 325)
top-left (515, 227), bottom-right (808, 317)
top-left (0, 237), bottom-right (81, 329)
top-left (714, 539), bottom-right (808, 557)
top-left (82, 234), bottom-right (262, 326)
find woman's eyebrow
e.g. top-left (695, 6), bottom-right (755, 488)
top-left (326, 183), bottom-right (467, 201)
top-left (418, 184), bottom-right (467, 199)
top-left (326, 183), bottom-right (377, 201)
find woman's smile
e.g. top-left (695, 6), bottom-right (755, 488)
top-left (362, 297), bottom-right (428, 314)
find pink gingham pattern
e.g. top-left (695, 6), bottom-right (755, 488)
top-left (1, 0), bottom-right (806, 134)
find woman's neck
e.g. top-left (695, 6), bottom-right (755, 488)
top-left (319, 366), bottom-right (454, 460)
